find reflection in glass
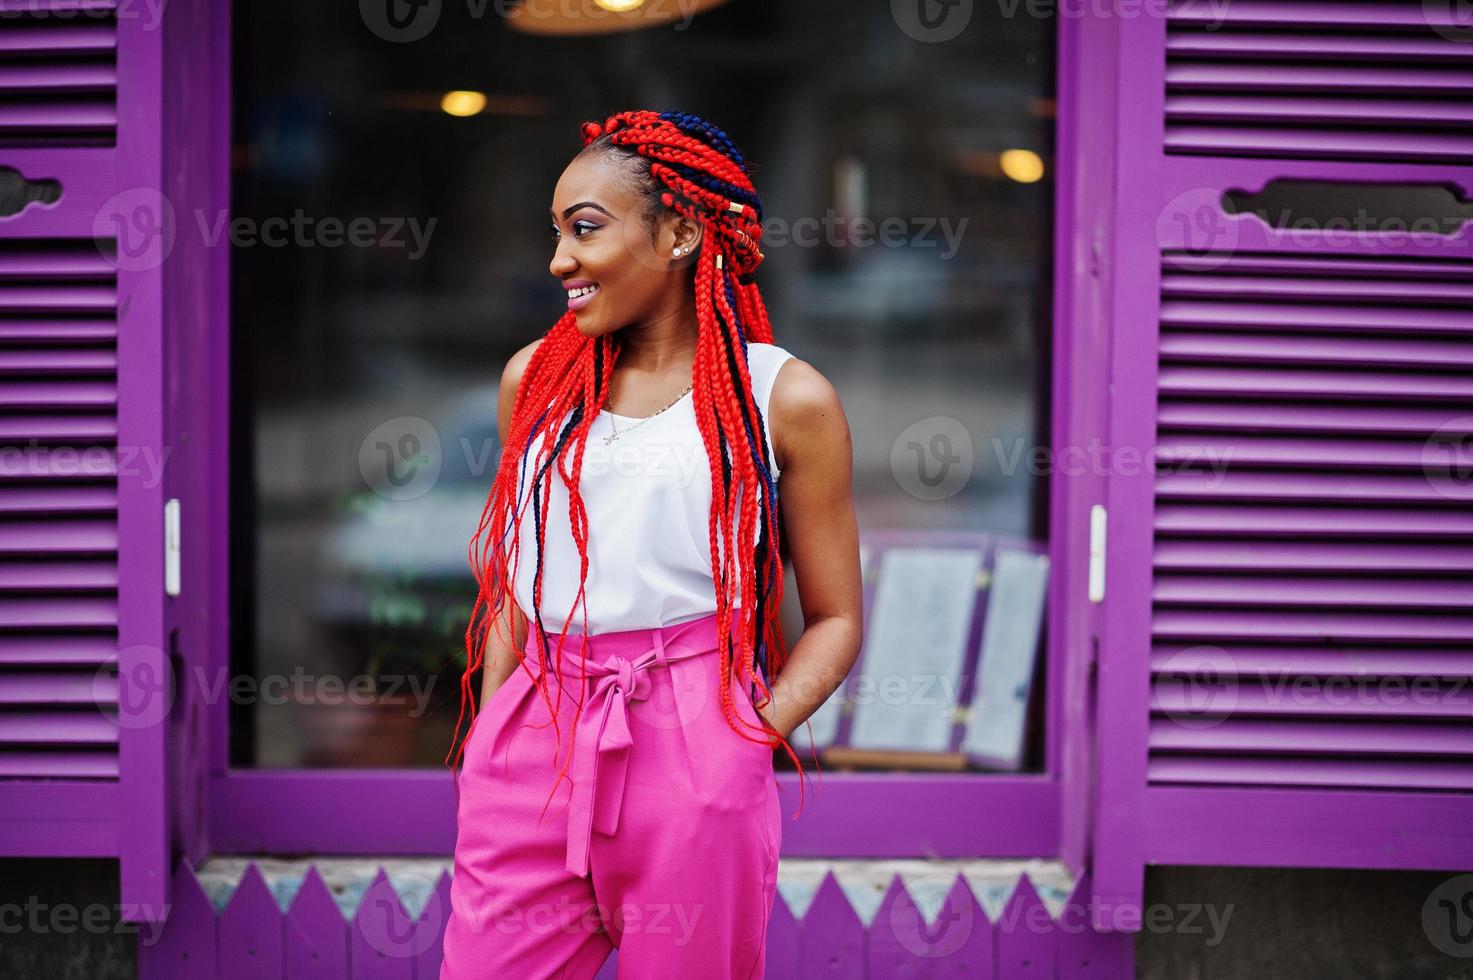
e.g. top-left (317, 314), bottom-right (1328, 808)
top-left (232, 1), bottom-right (1054, 769)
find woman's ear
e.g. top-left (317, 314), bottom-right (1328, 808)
top-left (669, 213), bottom-right (703, 257)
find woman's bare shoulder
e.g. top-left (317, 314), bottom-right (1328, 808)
top-left (497, 338), bottom-right (546, 440)
top-left (768, 354), bottom-right (849, 474)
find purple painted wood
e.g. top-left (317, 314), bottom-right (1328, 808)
top-left (1152, 719), bottom-right (1473, 756)
top-left (209, 770), bottom-right (1058, 858)
top-left (411, 871), bottom-right (452, 980)
top-left (0, 783), bottom-right (119, 854)
top-left (800, 873), bottom-right (865, 977)
top-left (113, 0), bottom-right (171, 923)
top-left (138, 861), bottom-right (1136, 979)
top-left (1146, 789), bottom-right (1473, 870)
top-left (137, 860), bottom-right (219, 980)
top-left (219, 864), bottom-right (285, 980)
top-left (867, 876), bottom-right (933, 979)
top-left (994, 876), bottom-right (1054, 978)
top-left (1057, 874), bottom-right (1131, 980)
top-left (765, 880), bottom-right (801, 980)
top-left (0, 707), bottom-right (117, 736)
top-left (351, 869), bottom-right (415, 980)
top-left (286, 867), bottom-right (350, 980)
top-left (171, 0), bottom-right (232, 881)
top-left (866, 874), bottom-right (994, 978)
top-left (1090, 1), bottom-right (1163, 933)
top-left (1096, 0), bottom-right (1473, 926)
top-left (0, 0), bottom-right (186, 925)
top-left (1172, 0), bottom-right (1465, 29)
top-left (1052, 0), bottom-right (1113, 885)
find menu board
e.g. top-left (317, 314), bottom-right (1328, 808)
top-left (847, 547), bottom-right (982, 752)
top-left (961, 547), bottom-right (1050, 769)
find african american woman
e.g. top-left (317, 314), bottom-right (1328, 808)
top-left (440, 110), bottom-right (864, 980)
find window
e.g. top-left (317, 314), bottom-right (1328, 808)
top-left (231, 1), bottom-right (1054, 777)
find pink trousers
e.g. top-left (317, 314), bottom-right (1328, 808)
top-left (440, 611), bottom-right (782, 979)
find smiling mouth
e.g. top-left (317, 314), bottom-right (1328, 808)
top-left (567, 283), bottom-right (600, 311)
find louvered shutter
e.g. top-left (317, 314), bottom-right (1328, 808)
top-left (0, 3), bottom-right (179, 921)
top-left (1090, 1), bottom-right (1473, 921)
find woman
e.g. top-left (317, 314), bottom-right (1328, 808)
top-left (440, 110), bottom-right (863, 979)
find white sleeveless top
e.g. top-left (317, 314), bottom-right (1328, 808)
top-left (510, 342), bottom-right (796, 634)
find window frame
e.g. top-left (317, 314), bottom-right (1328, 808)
top-left (201, 10), bottom-right (1107, 861)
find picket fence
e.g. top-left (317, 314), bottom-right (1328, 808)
top-left (137, 859), bottom-right (1133, 978)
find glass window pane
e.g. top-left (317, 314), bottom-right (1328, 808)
top-left (232, 2), bottom-right (1054, 771)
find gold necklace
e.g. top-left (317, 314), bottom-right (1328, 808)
top-left (601, 382), bottom-right (694, 446)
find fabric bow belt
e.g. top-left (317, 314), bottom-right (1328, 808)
top-left (561, 613), bottom-right (728, 878)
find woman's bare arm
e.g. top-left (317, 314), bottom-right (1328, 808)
top-left (478, 339), bottom-right (540, 705)
top-left (759, 358), bottom-right (864, 741)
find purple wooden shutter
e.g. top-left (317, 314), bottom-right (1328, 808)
top-left (0, 2), bottom-right (186, 922)
top-left (1092, 0), bottom-right (1473, 926)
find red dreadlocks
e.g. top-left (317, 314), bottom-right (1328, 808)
top-left (446, 110), bottom-right (812, 819)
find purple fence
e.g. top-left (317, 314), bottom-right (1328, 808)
top-left (139, 859), bottom-right (1133, 979)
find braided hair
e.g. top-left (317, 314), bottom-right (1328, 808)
top-left (446, 110), bottom-right (811, 818)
